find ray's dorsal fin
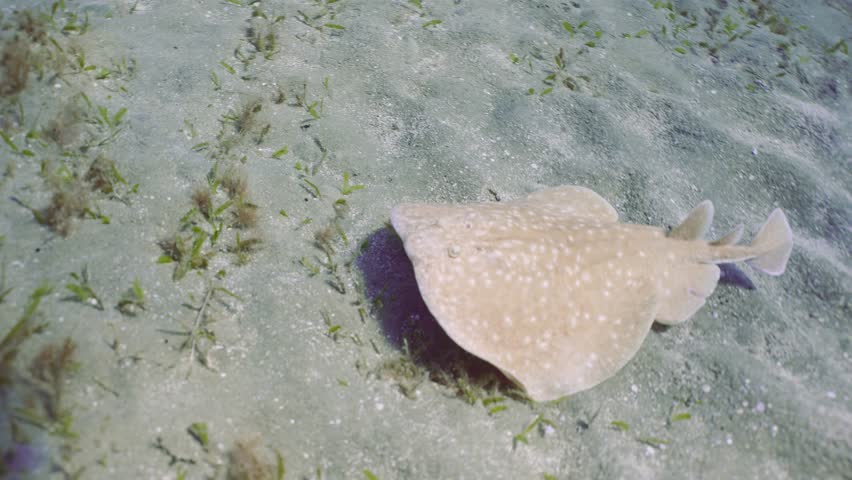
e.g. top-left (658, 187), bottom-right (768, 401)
top-left (710, 224), bottom-right (744, 246)
top-left (669, 200), bottom-right (714, 240)
top-left (746, 208), bottom-right (793, 276)
top-left (521, 186), bottom-right (618, 223)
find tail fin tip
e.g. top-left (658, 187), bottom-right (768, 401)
top-left (746, 208), bottom-right (793, 276)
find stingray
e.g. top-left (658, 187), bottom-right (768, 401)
top-left (390, 186), bottom-right (793, 402)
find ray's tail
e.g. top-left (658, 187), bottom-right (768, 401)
top-left (745, 209), bottom-right (793, 276)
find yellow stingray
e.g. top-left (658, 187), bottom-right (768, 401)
top-left (390, 186), bottom-right (793, 401)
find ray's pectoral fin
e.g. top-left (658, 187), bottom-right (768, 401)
top-left (522, 185), bottom-right (619, 222)
top-left (655, 263), bottom-right (721, 325)
top-left (522, 279), bottom-right (660, 402)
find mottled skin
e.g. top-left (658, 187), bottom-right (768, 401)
top-left (391, 186), bottom-right (793, 401)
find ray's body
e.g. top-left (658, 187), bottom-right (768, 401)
top-left (391, 186), bottom-right (793, 401)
